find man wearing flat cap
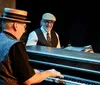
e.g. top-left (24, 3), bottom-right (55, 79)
top-left (26, 13), bottom-right (61, 48)
top-left (0, 8), bottom-right (63, 85)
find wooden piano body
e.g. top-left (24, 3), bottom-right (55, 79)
top-left (26, 45), bottom-right (100, 85)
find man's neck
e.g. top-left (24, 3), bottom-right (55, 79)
top-left (4, 30), bottom-right (19, 40)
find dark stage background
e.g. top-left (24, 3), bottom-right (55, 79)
top-left (16, 0), bottom-right (100, 52)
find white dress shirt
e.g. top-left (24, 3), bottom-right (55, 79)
top-left (26, 26), bottom-right (61, 48)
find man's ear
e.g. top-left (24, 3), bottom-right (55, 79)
top-left (13, 22), bottom-right (17, 31)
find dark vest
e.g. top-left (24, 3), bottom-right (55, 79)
top-left (35, 28), bottom-right (58, 47)
top-left (0, 33), bottom-right (19, 85)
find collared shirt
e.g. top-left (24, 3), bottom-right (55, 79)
top-left (26, 26), bottom-right (61, 48)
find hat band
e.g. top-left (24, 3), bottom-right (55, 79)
top-left (3, 12), bottom-right (27, 21)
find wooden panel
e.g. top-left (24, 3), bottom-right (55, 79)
top-left (0, 0), bottom-right (16, 16)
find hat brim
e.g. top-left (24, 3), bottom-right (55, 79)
top-left (0, 17), bottom-right (31, 23)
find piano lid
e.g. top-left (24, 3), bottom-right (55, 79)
top-left (26, 45), bottom-right (100, 64)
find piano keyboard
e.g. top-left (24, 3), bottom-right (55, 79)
top-left (36, 69), bottom-right (100, 85)
top-left (45, 77), bottom-right (87, 85)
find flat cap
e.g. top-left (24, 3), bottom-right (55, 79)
top-left (42, 13), bottom-right (56, 21)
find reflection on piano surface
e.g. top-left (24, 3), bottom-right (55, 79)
top-left (26, 45), bottom-right (100, 85)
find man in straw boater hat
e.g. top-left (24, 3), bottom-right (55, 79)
top-left (26, 13), bottom-right (61, 48)
top-left (0, 8), bottom-right (64, 85)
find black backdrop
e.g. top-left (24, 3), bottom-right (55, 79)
top-left (16, 0), bottom-right (100, 52)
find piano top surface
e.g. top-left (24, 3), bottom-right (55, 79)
top-left (26, 45), bottom-right (100, 64)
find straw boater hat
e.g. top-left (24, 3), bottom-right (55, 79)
top-left (0, 8), bottom-right (31, 23)
top-left (42, 13), bottom-right (56, 21)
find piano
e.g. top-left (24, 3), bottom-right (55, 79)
top-left (26, 45), bottom-right (100, 85)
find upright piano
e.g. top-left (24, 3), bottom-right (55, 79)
top-left (26, 45), bottom-right (100, 85)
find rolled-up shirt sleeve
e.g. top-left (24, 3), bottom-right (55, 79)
top-left (26, 31), bottom-right (38, 46)
top-left (9, 42), bottom-right (35, 83)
